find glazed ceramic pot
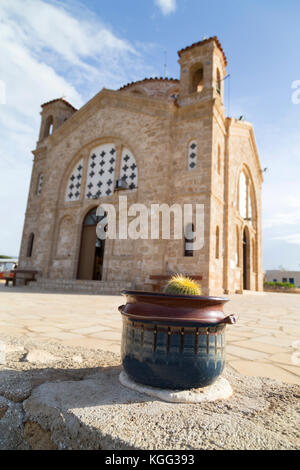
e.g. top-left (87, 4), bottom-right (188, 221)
top-left (119, 290), bottom-right (237, 390)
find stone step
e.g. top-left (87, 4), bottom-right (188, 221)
top-left (26, 278), bottom-right (132, 295)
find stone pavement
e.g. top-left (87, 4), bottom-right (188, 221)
top-left (0, 285), bottom-right (299, 385)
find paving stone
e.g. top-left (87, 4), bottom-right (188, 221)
top-left (70, 326), bottom-right (111, 335)
top-left (269, 353), bottom-right (297, 367)
top-left (226, 345), bottom-right (269, 361)
top-left (231, 340), bottom-right (287, 355)
top-left (279, 364), bottom-right (300, 377)
top-left (248, 336), bottom-right (295, 348)
top-left (91, 331), bottom-right (122, 341)
top-left (229, 361), bottom-right (300, 385)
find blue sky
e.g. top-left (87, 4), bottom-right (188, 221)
top-left (0, 0), bottom-right (300, 270)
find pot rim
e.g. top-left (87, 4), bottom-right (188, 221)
top-left (121, 290), bottom-right (229, 303)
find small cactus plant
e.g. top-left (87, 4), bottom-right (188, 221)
top-left (163, 274), bottom-right (202, 296)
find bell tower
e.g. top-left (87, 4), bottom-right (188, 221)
top-left (38, 98), bottom-right (77, 144)
top-left (177, 36), bottom-right (227, 109)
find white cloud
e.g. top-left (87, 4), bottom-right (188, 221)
top-left (263, 208), bottom-right (300, 229)
top-left (0, 0), bottom-right (157, 255)
top-left (272, 234), bottom-right (300, 246)
top-left (155, 0), bottom-right (177, 15)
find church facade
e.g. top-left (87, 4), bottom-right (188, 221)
top-left (18, 37), bottom-right (264, 295)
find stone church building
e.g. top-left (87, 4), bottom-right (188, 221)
top-left (18, 37), bottom-right (264, 295)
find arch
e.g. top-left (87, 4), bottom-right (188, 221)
top-left (237, 164), bottom-right (257, 226)
top-left (77, 207), bottom-right (107, 280)
top-left (239, 171), bottom-right (247, 218)
top-left (44, 115), bottom-right (53, 138)
top-left (59, 136), bottom-right (140, 206)
top-left (188, 140), bottom-right (197, 170)
top-left (27, 233), bottom-right (34, 258)
top-left (184, 222), bottom-right (194, 257)
top-left (190, 63), bottom-right (204, 93)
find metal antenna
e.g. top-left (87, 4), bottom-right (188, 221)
top-left (163, 49), bottom-right (167, 78)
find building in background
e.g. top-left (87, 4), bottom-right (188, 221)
top-left (18, 37), bottom-right (264, 295)
top-left (265, 270), bottom-right (300, 287)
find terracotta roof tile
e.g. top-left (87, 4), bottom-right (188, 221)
top-left (119, 77), bottom-right (179, 91)
top-left (177, 36), bottom-right (227, 66)
top-left (41, 98), bottom-right (77, 112)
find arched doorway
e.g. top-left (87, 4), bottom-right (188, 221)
top-left (242, 227), bottom-right (250, 290)
top-left (77, 208), bottom-right (106, 280)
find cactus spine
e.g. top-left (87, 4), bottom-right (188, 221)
top-left (163, 275), bottom-right (202, 296)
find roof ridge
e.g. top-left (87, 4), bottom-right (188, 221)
top-left (177, 36), bottom-right (227, 66)
top-left (41, 98), bottom-right (77, 112)
top-left (119, 77), bottom-right (179, 91)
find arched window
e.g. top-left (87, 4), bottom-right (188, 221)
top-left (238, 170), bottom-right (254, 223)
top-left (216, 226), bottom-right (220, 259)
top-left (184, 223), bottom-right (195, 257)
top-left (65, 144), bottom-right (138, 203)
top-left (44, 115), bottom-right (53, 138)
top-left (27, 233), bottom-right (34, 257)
top-left (216, 69), bottom-right (221, 96)
top-left (188, 141), bottom-right (197, 170)
top-left (190, 66), bottom-right (204, 93)
top-left (36, 173), bottom-right (43, 196)
top-left (239, 171), bottom-right (247, 219)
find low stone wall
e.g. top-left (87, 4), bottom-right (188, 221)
top-left (26, 278), bottom-right (132, 295)
top-left (264, 286), bottom-right (300, 294)
top-left (0, 335), bottom-right (299, 450)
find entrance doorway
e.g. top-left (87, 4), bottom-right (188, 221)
top-left (242, 227), bottom-right (250, 290)
top-left (77, 208), bottom-right (106, 281)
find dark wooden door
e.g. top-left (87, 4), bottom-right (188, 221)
top-left (77, 225), bottom-right (97, 280)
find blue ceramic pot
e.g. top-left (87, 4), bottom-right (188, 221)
top-left (119, 291), bottom-right (237, 390)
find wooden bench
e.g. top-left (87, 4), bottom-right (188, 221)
top-left (4, 270), bottom-right (38, 287)
top-left (145, 274), bottom-right (203, 293)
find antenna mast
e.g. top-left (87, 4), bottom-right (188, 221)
top-left (163, 49), bottom-right (167, 78)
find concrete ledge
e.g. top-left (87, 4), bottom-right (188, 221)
top-left (0, 335), bottom-right (299, 450)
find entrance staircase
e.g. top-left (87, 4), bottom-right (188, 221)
top-left (27, 278), bottom-right (132, 295)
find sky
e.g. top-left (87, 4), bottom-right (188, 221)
top-left (0, 0), bottom-right (300, 271)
